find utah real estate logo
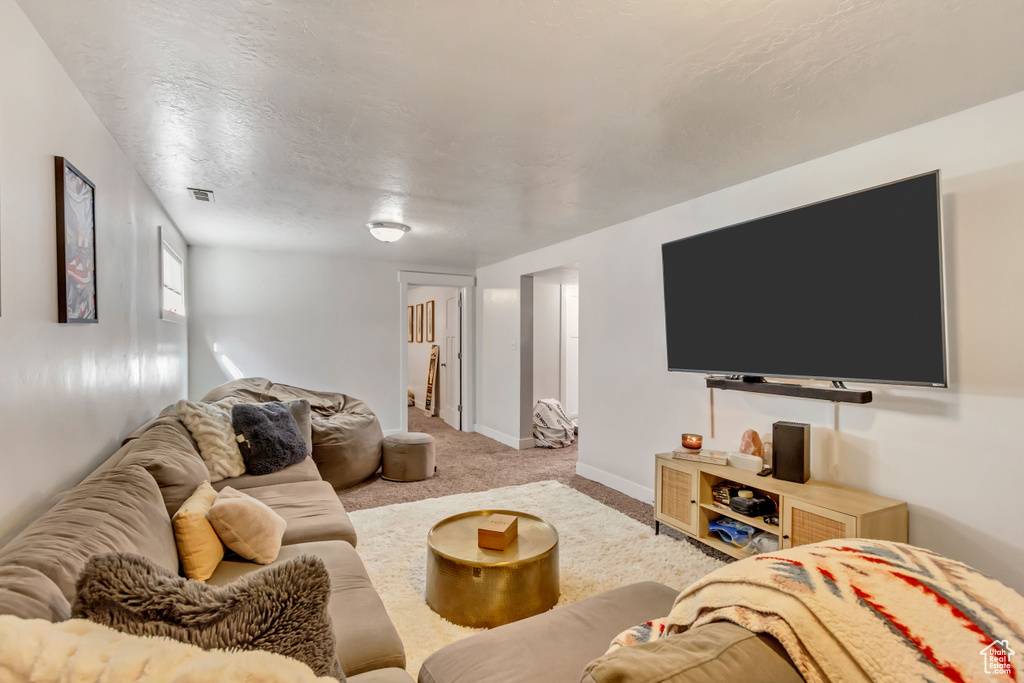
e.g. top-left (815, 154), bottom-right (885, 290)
top-left (980, 640), bottom-right (1014, 675)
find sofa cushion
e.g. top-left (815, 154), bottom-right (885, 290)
top-left (122, 404), bottom-right (195, 445)
top-left (417, 582), bottom-right (678, 683)
top-left (0, 464), bottom-right (178, 618)
top-left (209, 487), bottom-right (287, 564)
top-left (237, 480), bottom-right (358, 547)
top-left (176, 398), bottom-right (246, 481)
top-left (349, 669), bottom-right (416, 683)
top-left (580, 621), bottom-right (802, 683)
top-left (208, 541), bottom-right (406, 677)
top-left (73, 552), bottom-right (344, 680)
top-left (211, 454), bottom-right (322, 491)
top-left (120, 422), bottom-right (210, 517)
top-left (286, 398), bottom-right (314, 455)
top-left (0, 565), bottom-right (69, 621)
top-left (172, 481), bottom-right (224, 581)
top-left (80, 439), bottom-right (140, 483)
top-left (232, 401), bottom-right (309, 475)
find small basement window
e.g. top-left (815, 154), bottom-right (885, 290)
top-left (161, 239), bottom-right (185, 323)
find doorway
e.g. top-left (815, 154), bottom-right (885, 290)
top-left (520, 264), bottom-right (579, 445)
top-left (398, 272), bottom-right (475, 435)
top-left (407, 285), bottom-right (461, 429)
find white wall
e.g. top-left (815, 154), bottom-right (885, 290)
top-left (0, 0), bottom-right (188, 540)
top-left (188, 247), bottom-right (471, 433)
top-left (533, 280), bottom-right (562, 405)
top-left (475, 90), bottom-right (1024, 593)
top-left (407, 285), bottom-right (456, 409)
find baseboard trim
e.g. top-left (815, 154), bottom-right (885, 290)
top-left (575, 462), bottom-right (654, 504)
top-left (474, 424), bottom-right (524, 450)
top-left (519, 437), bottom-right (536, 450)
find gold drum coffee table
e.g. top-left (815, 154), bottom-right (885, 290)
top-left (426, 509), bottom-right (559, 628)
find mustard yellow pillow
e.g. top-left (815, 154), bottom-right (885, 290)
top-left (171, 481), bottom-right (224, 581)
top-left (208, 487), bottom-right (287, 564)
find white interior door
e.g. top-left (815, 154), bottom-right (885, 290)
top-left (440, 293), bottom-right (462, 429)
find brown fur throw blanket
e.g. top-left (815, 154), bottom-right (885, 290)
top-left (72, 552), bottom-right (344, 681)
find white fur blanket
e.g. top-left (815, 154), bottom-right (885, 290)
top-left (0, 616), bottom-right (336, 683)
top-left (612, 540), bottom-right (1024, 682)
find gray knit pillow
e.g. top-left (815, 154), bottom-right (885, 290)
top-left (72, 552), bottom-right (344, 681)
top-left (232, 401), bottom-right (309, 475)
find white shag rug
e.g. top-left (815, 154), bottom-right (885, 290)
top-left (349, 480), bottom-right (726, 677)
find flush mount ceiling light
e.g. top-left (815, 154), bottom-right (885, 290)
top-left (366, 221), bottom-right (410, 243)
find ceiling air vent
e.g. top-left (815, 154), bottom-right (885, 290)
top-left (188, 187), bottom-right (215, 203)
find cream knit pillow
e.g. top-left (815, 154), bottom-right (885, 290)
top-left (175, 399), bottom-right (245, 481)
top-left (208, 487), bottom-right (287, 564)
top-left (171, 481), bottom-right (224, 581)
top-left (0, 615), bottom-right (338, 683)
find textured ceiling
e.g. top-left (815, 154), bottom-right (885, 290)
top-left (18, 0), bottom-right (1024, 267)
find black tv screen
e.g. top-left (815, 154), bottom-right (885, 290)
top-left (662, 171), bottom-right (947, 387)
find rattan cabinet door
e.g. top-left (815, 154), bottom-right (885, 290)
top-left (656, 461), bottom-right (698, 535)
top-left (781, 499), bottom-right (857, 549)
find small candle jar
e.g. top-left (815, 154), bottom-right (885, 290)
top-left (681, 433), bottom-right (703, 450)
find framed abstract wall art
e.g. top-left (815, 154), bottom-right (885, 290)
top-left (426, 299), bottom-right (435, 342)
top-left (415, 303), bottom-right (424, 343)
top-left (55, 157), bottom-right (97, 323)
top-left (408, 305), bottom-right (415, 342)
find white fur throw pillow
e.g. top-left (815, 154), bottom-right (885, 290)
top-left (0, 615), bottom-right (337, 683)
top-left (208, 487), bottom-right (287, 564)
top-left (175, 399), bottom-right (245, 482)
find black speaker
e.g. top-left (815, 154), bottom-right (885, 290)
top-left (772, 421), bottom-right (810, 483)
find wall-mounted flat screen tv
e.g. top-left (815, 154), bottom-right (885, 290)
top-left (662, 171), bottom-right (947, 387)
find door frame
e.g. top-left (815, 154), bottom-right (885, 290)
top-left (398, 271), bottom-right (476, 435)
top-left (519, 264), bottom-right (579, 447)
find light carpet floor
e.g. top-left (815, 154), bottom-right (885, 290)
top-left (349, 480), bottom-right (726, 678)
top-left (340, 408), bottom-right (730, 564)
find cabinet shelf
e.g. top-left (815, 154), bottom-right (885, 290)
top-left (697, 533), bottom-right (751, 561)
top-left (700, 503), bottom-right (779, 534)
top-left (655, 453), bottom-right (907, 556)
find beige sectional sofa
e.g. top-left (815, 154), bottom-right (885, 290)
top-left (0, 395), bottom-right (412, 683)
top-left (0, 378), bottom-right (802, 683)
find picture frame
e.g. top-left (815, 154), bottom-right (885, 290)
top-left (408, 305), bottom-right (415, 342)
top-left (426, 299), bottom-right (435, 342)
top-left (55, 157), bottom-right (97, 323)
top-left (415, 303), bottom-right (424, 343)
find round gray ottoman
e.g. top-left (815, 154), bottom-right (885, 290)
top-left (382, 432), bottom-right (436, 482)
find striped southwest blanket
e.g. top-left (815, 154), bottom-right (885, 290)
top-left (611, 540), bottom-right (1023, 682)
